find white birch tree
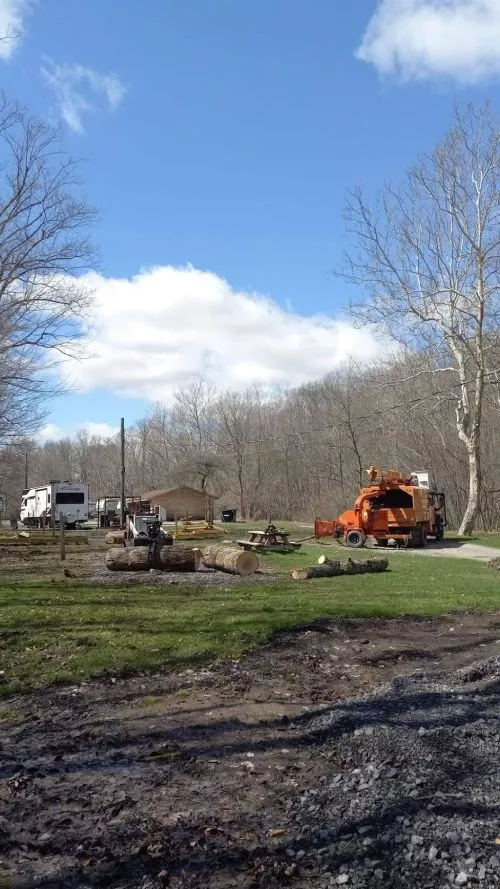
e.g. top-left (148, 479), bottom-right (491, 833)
top-left (340, 106), bottom-right (500, 534)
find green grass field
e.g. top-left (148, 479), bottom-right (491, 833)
top-left (466, 533), bottom-right (500, 549)
top-left (444, 531), bottom-right (500, 549)
top-left (1, 540), bottom-right (499, 695)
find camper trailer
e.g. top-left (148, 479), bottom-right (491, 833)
top-left (20, 482), bottom-right (89, 529)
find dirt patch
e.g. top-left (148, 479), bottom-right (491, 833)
top-left (0, 543), bottom-right (275, 588)
top-left (89, 565), bottom-right (275, 588)
top-left (1, 611), bottom-right (500, 887)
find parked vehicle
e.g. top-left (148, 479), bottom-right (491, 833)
top-left (20, 482), bottom-right (89, 529)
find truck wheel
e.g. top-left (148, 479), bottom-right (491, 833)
top-left (346, 529), bottom-right (365, 548)
top-left (420, 527), bottom-right (428, 547)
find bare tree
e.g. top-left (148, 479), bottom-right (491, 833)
top-left (214, 390), bottom-right (254, 519)
top-left (341, 105), bottom-right (500, 535)
top-left (14, 354), bottom-right (500, 530)
top-left (172, 452), bottom-right (226, 493)
top-left (0, 94), bottom-right (96, 444)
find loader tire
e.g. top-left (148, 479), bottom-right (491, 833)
top-left (346, 529), bottom-right (365, 548)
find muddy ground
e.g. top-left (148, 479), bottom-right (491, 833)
top-left (1, 611), bottom-right (500, 888)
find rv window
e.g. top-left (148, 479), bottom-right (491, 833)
top-left (55, 492), bottom-right (85, 504)
top-left (48, 494), bottom-right (50, 503)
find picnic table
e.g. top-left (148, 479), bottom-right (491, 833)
top-left (237, 526), bottom-right (301, 553)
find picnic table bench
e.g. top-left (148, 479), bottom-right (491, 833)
top-left (237, 527), bottom-right (301, 553)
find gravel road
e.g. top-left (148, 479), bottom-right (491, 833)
top-left (414, 541), bottom-right (500, 561)
top-left (363, 540), bottom-right (500, 562)
top-left (289, 656), bottom-right (500, 888)
top-left (1, 616), bottom-right (500, 889)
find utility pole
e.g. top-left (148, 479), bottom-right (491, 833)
top-left (51, 487), bottom-right (56, 536)
top-left (24, 452), bottom-right (28, 490)
top-left (120, 418), bottom-right (126, 527)
top-left (59, 511), bottom-right (65, 561)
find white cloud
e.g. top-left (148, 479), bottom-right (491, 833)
top-left (357, 0), bottom-right (500, 83)
top-left (0, 0), bottom-right (30, 59)
top-left (39, 422), bottom-right (119, 443)
top-left (61, 264), bottom-right (380, 401)
top-left (41, 59), bottom-right (126, 132)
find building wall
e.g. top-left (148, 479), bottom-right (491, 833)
top-left (150, 489), bottom-right (214, 521)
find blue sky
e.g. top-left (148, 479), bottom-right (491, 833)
top-left (2, 0), bottom-right (500, 440)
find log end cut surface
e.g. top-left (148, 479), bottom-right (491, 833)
top-left (201, 544), bottom-right (259, 576)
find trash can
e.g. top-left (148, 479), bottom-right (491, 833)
top-left (221, 509), bottom-right (237, 523)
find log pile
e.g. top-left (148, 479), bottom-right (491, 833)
top-left (198, 543), bottom-right (259, 576)
top-left (105, 541), bottom-right (260, 576)
top-left (106, 546), bottom-right (200, 572)
top-left (291, 556), bottom-right (388, 581)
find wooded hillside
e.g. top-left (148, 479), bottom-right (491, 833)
top-left (3, 360), bottom-right (500, 529)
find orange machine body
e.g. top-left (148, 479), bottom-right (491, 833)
top-left (315, 467), bottom-right (446, 548)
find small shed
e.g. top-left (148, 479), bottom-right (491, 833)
top-left (137, 486), bottom-right (218, 522)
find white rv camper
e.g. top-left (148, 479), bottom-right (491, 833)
top-left (20, 482), bottom-right (89, 528)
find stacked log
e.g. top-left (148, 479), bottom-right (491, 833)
top-left (199, 543), bottom-right (259, 576)
top-left (291, 556), bottom-right (388, 581)
top-left (106, 546), bottom-right (200, 572)
top-left (105, 530), bottom-right (126, 545)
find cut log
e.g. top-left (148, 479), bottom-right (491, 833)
top-left (349, 557), bottom-right (388, 573)
top-left (106, 546), bottom-right (200, 572)
top-left (105, 530), bottom-right (126, 545)
top-left (291, 556), bottom-right (388, 580)
top-left (291, 563), bottom-right (343, 580)
top-left (200, 543), bottom-right (259, 576)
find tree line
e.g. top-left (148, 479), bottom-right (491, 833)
top-left (0, 96), bottom-right (499, 533)
top-left (2, 358), bottom-right (500, 530)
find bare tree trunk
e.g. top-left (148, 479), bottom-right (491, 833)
top-left (237, 456), bottom-right (246, 519)
top-left (458, 438), bottom-right (481, 536)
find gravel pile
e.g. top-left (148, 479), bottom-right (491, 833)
top-left (282, 657), bottom-right (500, 888)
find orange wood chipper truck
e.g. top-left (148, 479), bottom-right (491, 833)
top-left (315, 466), bottom-right (446, 548)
